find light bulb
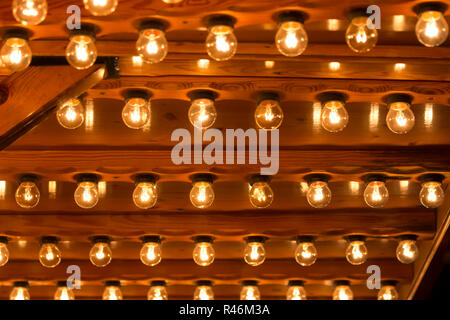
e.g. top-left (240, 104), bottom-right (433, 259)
top-left (122, 95), bottom-right (151, 129)
top-left (65, 34), bottom-right (97, 70)
top-left (254, 98), bottom-right (284, 130)
top-left (56, 99), bottom-right (85, 129)
top-left (295, 239), bottom-right (317, 266)
top-left (190, 179), bottom-right (215, 209)
top-left (275, 16), bottom-right (308, 57)
top-left (240, 282), bottom-right (260, 300)
top-left (206, 17), bottom-right (237, 61)
top-left (1, 35), bottom-right (32, 72)
top-left (188, 98), bottom-right (217, 129)
top-left (244, 238), bottom-right (266, 266)
top-left (346, 16), bottom-right (378, 53)
top-left (345, 237), bottom-right (368, 265)
top-left (136, 27), bottom-right (168, 64)
top-left (74, 179), bottom-right (99, 209)
top-left (15, 179), bottom-right (40, 209)
top-left (102, 282), bottom-right (122, 300)
top-left (287, 281), bottom-right (307, 300)
top-left (89, 239), bottom-right (112, 267)
top-left (321, 100), bottom-right (349, 132)
top-left (133, 182), bottom-right (157, 209)
top-left (193, 238), bottom-right (215, 266)
top-left (83, 0), bottom-right (118, 16)
top-left (249, 180), bottom-right (273, 208)
top-left (39, 238), bottom-right (61, 268)
top-left (194, 282), bottom-right (214, 300)
top-left (364, 180), bottom-right (389, 208)
top-left (332, 282), bottom-right (353, 300)
top-left (378, 283), bottom-right (398, 300)
top-left (306, 180), bottom-right (332, 208)
top-left (140, 239), bottom-right (162, 266)
top-left (147, 282), bottom-right (168, 300)
top-left (0, 237), bottom-right (9, 267)
top-left (10, 282), bottom-right (30, 300)
top-left (420, 180), bottom-right (444, 208)
top-left (12, 0), bottom-right (48, 25)
top-left (396, 238), bottom-right (419, 264)
top-left (386, 102), bottom-right (415, 134)
top-left (415, 10), bottom-right (449, 47)
top-left (54, 283), bottom-right (75, 300)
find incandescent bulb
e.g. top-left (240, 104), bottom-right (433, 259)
top-left (420, 181), bottom-right (444, 208)
top-left (254, 98), bottom-right (283, 130)
top-left (102, 283), bottom-right (122, 300)
top-left (39, 241), bottom-right (61, 268)
top-left (287, 283), bottom-right (307, 300)
top-left (133, 182), bottom-right (157, 209)
top-left (90, 240), bottom-right (112, 267)
top-left (188, 98), bottom-right (217, 129)
top-left (147, 283), bottom-right (168, 300)
top-left (194, 283), bottom-right (214, 300)
top-left (10, 283), bottom-right (30, 300)
top-left (12, 0), bottom-right (47, 25)
top-left (249, 181), bottom-right (273, 208)
top-left (140, 241), bottom-right (161, 266)
top-left (332, 283), bottom-right (353, 300)
top-left (57, 99), bottom-right (85, 129)
top-left (122, 97), bottom-right (151, 129)
top-left (0, 238), bottom-right (9, 267)
top-left (396, 238), bottom-right (419, 264)
top-left (378, 284), bottom-right (398, 300)
top-left (15, 180), bottom-right (40, 209)
top-left (193, 240), bottom-right (215, 266)
top-left (345, 239), bottom-right (368, 265)
top-left (1, 36), bottom-right (32, 72)
top-left (240, 284), bottom-right (260, 300)
top-left (65, 34), bottom-right (97, 70)
top-left (321, 100), bottom-right (349, 132)
top-left (206, 24), bottom-right (237, 61)
top-left (295, 241), bottom-right (317, 266)
top-left (190, 181), bottom-right (215, 209)
top-left (244, 240), bottom-right (265, 266)
top-left (136, 28), bottom-right (168, 64)
top-left (54, 285), bottom-right (75, 300)
top-left (276, 21), bottom-right (308, 57)
top-left (416, 10), bottom-right (448, 47)
top-left (346, 16), bottom-right (378, 53)
top-left (83, 0), bottom-right (118, 16)
top-left (364, 180), bottom-right (389, 208)
top-left (74, 180), bottom-right (99, 209)
top-left (306, 181), bottom-right (332, 208)
top-left (386, 102), bottom-right (415, 134)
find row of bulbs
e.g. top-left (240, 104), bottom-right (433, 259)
top-left (4, 1), bottom-right (449, 73)
top-left (7, 279), bottom-right (401, 300)
top-left (0, 234), bottom-right (420, 269)
top-left (9, 173), bottom-right (446, 210)
top-left (56, 90), bottom-right (424, 135)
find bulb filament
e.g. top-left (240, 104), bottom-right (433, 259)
top-left (356, 29), bottom-right (368, 43)
top-left (284, 32), bottom-right (299, 48)
top-left (215, 35), bottom-right (230, 53)
top-left (425, 21), bottom-right (439, 38)
top-left (23, 1), bottom-right (38, 16)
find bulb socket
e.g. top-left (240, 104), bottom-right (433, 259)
top-left (381, 280), bottom-right (398, 287)
top-left (140, 235), bottom-right (162, 244)
top-left (418, 173), bottom-right (445, 184)
top-left (249, 174), bottom-right (271, 186)
top-left (288, 280), bottom-right (305, 287)
top-left (242, 280), bottom-right (259, 287)
top-left (187, 89), bottom-right (218, 102)
top-left (347, 7), bottom-right (371, 21)
top-left (316, 91), bottom-right (348, 105)
top-left (256, 92), bottom-right (280, 106)
top-left (2, 28), bottom-right (30, 42)
top-left (190, 173), bottom-right (216, 185)
top-left (303, 173), bottom-right (331, 185)
top-left (206, 14), bottom-right (236, 29)
top-left (138, 19), bottom-right (168, 32)
top-left (296, 235), bottom-right (315, 244)
top-left (134, 173), bottom-right (158, 185)
top-left (40, 236), bottom-right (59, 245)
top-left (13, 281), bottom-right (29, 288)
top-left (90, 235), bottom-right (111, 245)
top-left (413, 2), bottom-right (448, 15)
top-left (68, 23), bottom-right (98, 40)
top-left (276, 10), bottom-right (308, 25)
top-left (344, 235), bottom-right (366, 243)
top-left (196, 280), bottom-right (213, 287)
top-left (192, 235), bottom-right (215, 244)
top-left (244, 236), bottom-right (268, 244)
top-left (383, 93), bottom-right (413, 107)
top-left (105, 280), bottom-right (121, 287)
top-left (334, 280), bottom-right (350, 287)
top-left (150, 280), bottom-right (167, 287)
top-left (75, 173), bottom-right (99, 185)
top-left (122, 89), bottom-right (152, 102)
top-left (397, 234), bottom-right (418, 242)
top-left (57, 280), bottom-right (69, 287)
top-left (362, 174), bottom-right (388, 184)
top-left (0, 236), bottom-right (8, 244)
top-left (18, 174), bottom-right (39, 185)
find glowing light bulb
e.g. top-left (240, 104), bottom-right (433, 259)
top-left (39, 238), bottom-right (61, 268)
top-left (249, 180), bottom-right (274, 208)
top-left (57, 99), bottom-right (85, 129)
top-left (188, 98), bottom-right (217, 129)
top-left (396, 237), bottom-right (419, 264)
top-left (89, 238), bottom-right (112, 267)
top-left (332, 282), bottom-right (353, 300)
top-left (206, 16), bottom-right (237, 61)
top-left (140, 238), bottom-right (162, 266)
top-left (345, 237), bottom-right (368, 265)
top-left (275, 15), bottom-right (308, 57)
top-left (0, 237), bottom-right (9, 267)
top-left (364, 180), bottom-right (389, 208)
top-left (121, 94), bottom-right (151, 129)
top-left (321, 100), bottom-right (349, 132)
top-left (1, 35), bottom-right (32, 72)
top-left (193, 238), bottom-right (215, 266)
top-left (378, 283), bottom-right (399, 300)
top-left (254, 96), bottom-right (283, 130)
top-left (415, 10), bottom-right (448, 47)
top-left (244, 238), bottom-right (266, 266)
top-left (346, 16), bottom-right (378, 53)
top-left (287, 281), bottom-right (307, 300)
top-left (240, 282), bottom-right (260, 300)
top-left (147, 282), bottom-right (168, 300)
top-left (194, 281), bottom-right (214, 300)
top-left (386, 102), bottom-right (415, 134)
top-left (54, 283), bottom-right (75, 300)
top-left (12, 0), bottom-right (47, 25)
top-left (15, 178), bottom-right (40, 209)
top-left (136, 27), bottom-right (168, 64)
top-left (102, 282), bottom-right (122, 300)
top-left (420, 181), bottom-right (444, 208)
top-left (83, 0), bottom-right (118, 16)
top-left (190, 178), bottom-right (215, 209)
top-left (133, 180), bottom-right (157, 209)
top-left (295, 239), bottom-right (317, 266)
top-left (65, 34), bottom-right (97, 70)
top-left (74, 178), bottom-right (99, 209)
top-left (306, 180), bottom-right (332, 208)
top-left (10, 282), bottom-right (30, 300)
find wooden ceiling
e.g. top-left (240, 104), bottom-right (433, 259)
top-left (0, 0), bottom-right (449, 300)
